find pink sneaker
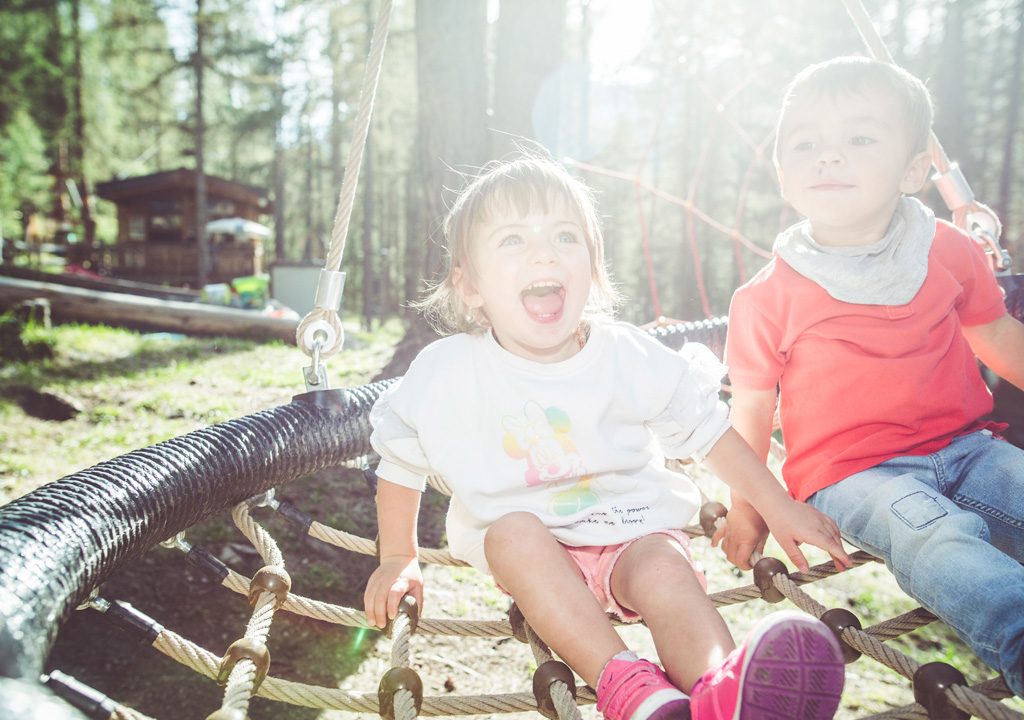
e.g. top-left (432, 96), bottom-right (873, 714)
top-left (690, 611), bottom-right (844, 720)
top-left (596, 656), bottom-right (691, 720)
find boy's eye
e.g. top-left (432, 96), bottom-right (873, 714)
top-left (791, 141), bottom-right (815, 152)
top-left (556, 231), bottom-right (579, 244)
top-left (498, 234), bottom-right (524, 247)
top-left (850, 135), bottom-right (876, 146)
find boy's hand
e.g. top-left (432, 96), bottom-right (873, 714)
top-left (761, 500), bottom-right (852, 573)
top-left (712, 501), bottom-right (769, 570)
top-left (363, 554), bottom-right (423, 629)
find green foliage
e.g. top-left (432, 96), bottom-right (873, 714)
top-left (0, 0), bottom-right (66, 141)
top-left (0, 108), bottom-right (51, 230)
top-left (85, 0), bottom-right (186, 181)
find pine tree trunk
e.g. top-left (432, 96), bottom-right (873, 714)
top-left (413, 0), bottom-right (489, 280)
top-left (997, 0), bottom-right (1024, 252)
top-left (70, 0), bottom-right (95, 250)
top-left (194, 0), bottom-right (211, 287)
top-left (492, 0), bottom-right (567, 155)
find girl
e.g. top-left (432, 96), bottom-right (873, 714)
top-left (363, 156), bottom-right (851, 720)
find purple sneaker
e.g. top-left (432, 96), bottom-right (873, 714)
top-left (690, 611), bottom-right (844, 720)
top-left (596, 656), bottom-right (691, 720)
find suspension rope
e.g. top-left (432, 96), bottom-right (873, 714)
top-left (294, 0), bottom-right (395, 379)
top-left (840, 0), bottom-right (1010, 271)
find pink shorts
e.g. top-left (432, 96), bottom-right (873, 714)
top-left (564, 529), bottom-right (707, 622)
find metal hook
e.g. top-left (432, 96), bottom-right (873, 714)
top-left (303, 335), bottom-right (330, 391)
top-left (159, 532), bottom-right (191, 553)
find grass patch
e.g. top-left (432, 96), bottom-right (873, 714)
top-left (0, 318), bottom-right (403, 500)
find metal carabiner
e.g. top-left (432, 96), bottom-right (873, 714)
top-left (303, 335), bottom-right (329, 391)
top-left (967, 212), bottom-right (1012, 273)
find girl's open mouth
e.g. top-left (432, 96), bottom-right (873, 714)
top-left (521, 281), bottom-right (565, 322)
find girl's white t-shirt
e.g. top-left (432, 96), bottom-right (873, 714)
top-left (369, 320), bottom-right (730, 572)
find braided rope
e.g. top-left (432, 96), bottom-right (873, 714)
top-left (309, 520), bottom-right (466, 566)
top-left (222, 567), bottom-right (513, 636)
top-left (295, 0), bottom-right (394, 359)
top-left (137, 510), bottom-right (1024, 719)
top-left (232, 504), bottom-right (284, 567)
top-left (219, 593), bottom-right (277, 715)
top-left (522, 622), bottom-right (582, 720)
top-left (864, 608), bottom-right (937, 642)
top-left (771, 570), bottom-right (1023, 719)
top-left (389, 611), bottom-right (418, 720)
top-left (839, 0), bottom-right (1008, 270)
top-left (94, 490), bottom-right (1021, 719)
top-left (153, 627), bottom-right (599, 715)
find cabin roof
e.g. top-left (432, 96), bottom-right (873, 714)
top-left (96, 168), bottom-right (271, 209)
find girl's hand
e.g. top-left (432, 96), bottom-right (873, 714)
top-left (760, 500), bottom-right (852, 573)
top-left (711, 500), bottom-right (769, 571)
top-left (363, 554), bottom-right (423, 628)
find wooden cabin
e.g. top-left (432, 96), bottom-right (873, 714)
top-left (82, 169), bottom-right (272, 287)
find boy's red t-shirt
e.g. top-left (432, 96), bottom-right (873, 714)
top-left (726, 220), bottom-right (1008, 502)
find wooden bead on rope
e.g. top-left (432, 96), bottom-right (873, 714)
top-left (698, 501), bottom-right (728, 537)
top-left (247, 566), bottom-right (291, 609)
top-left (531, 660), bottom-right (576, 720)
top-left (385, 595), bottom-right (420, 637)
top-left (216, 638), bottom-right (271, 692)
top-left (819, 608), bottom-right (863, 663)
top-left (912, 662), bottom-right (970, 720)
top-left (377, 667), bottom-right (424, 720)
top-left (752, 556), bottom-right (789, 604)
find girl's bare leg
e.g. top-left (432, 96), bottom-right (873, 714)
top-left (611, 533), bottom-right (735, 692)
top-left (484, 512), bottom-right (626, 687)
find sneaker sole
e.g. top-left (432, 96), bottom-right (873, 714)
top-left (733, 611), bottom-right (845, 720)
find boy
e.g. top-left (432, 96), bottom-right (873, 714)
top-left (721, 56), bottom-right (1024, 696)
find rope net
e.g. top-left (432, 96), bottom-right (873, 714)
top-left (68, 468), bottom-right (1023, 720)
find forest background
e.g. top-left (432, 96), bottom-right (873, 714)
top-left (4, 0), bottom-right (1024, 328)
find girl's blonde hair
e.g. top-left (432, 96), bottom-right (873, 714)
top-left (417, 155), bottom-right (621, 335)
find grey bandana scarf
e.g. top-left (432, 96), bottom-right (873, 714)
top-left (774, 196), bottom-right (935, 306)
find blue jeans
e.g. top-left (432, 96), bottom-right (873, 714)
top-left (807, 430), bottom-right (1024, 696)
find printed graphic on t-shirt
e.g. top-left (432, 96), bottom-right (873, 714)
top-left (503, 400), bottom-right (586, 485)
top-left (502, 400), bottom-right (598, 514)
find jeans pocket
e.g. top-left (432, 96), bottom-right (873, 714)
top-left (891, 491), bottom-right (948, 530)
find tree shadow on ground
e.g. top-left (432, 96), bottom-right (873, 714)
top-left (1, 336), bottom-right (261, 388)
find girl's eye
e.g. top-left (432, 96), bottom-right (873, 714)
top-left (557, 231), bottom-right (579, 244)
top-left (850, 135), bottom-right (876, 146)
top-left (498, 234), bottom-right (524, 247)
top-left (791, 141), bottom-right (814, 152)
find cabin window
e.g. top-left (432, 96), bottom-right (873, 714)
top-left (128, 215), bottom-right (146, 241)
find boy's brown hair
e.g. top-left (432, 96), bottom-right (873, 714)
top-left (774, 56), bottom-right (934, 164)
